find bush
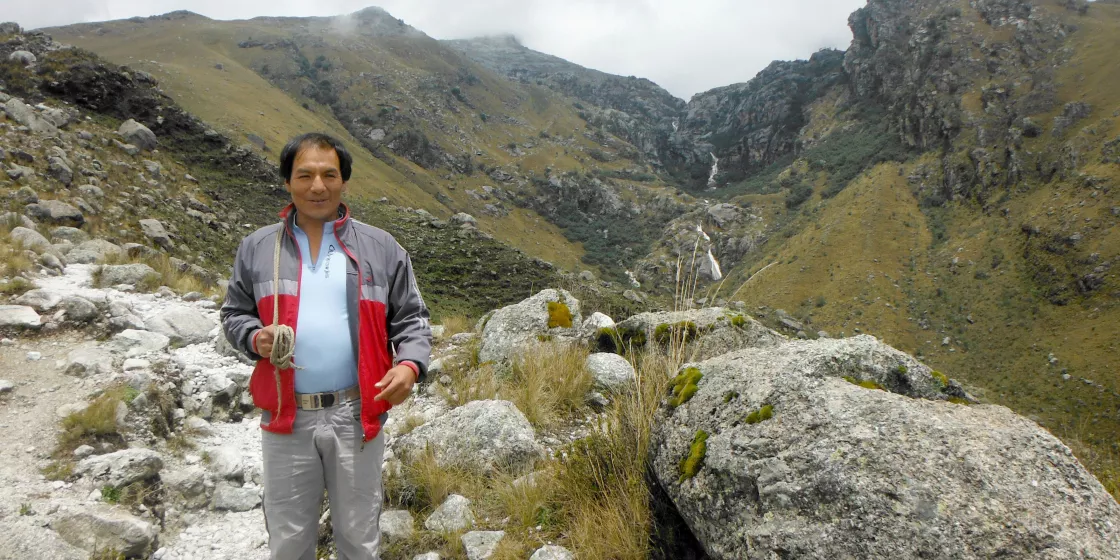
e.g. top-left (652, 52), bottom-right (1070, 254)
top-left (785, 182), bottom-right (814, 209)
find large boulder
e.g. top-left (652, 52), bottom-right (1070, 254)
top-left (211, 482), bottom-right (261, 511)
top-left (584, 352), bottom-right (635, 392)
top-left (25, 200), bottom-right (84, 227)
top-left (13, 289), bottom-right (63, 311)
top-left (8, 226), bottom-right (52, 254)
top-left (52, 509), bottom-right (157, 557)
top-left (96, 263), bottom-right (159, 288)
top-left (146, 306), bottom-right (217, 346)
top-left (651, 336), bottom-right (1120, 559)
top-left (0, 305), bottom-right (41, 329)
top-left (424, 494), bottom-right (474, 532)
top-left (380, 510), bottom-right (415, 544)
top-left (479, 289), bottom-right (582, 363)
top-left (107, 329), bottom-right (170, 356)
top-left (118, 119), bottom-right (157, 151)
top-left (50, 226), bottom-right (89, 244)
top-left (608, 307), bottom-right (784, 360)
top-left (397, 400), bottom-right (543, 474)
top-left (61, 296), bottom-right (98, 324)
top-left (2, 97), bottom-right (57, 135)
top-left (77, 448), bottom-right (163, 489)
top-left (67, 239), bottom-right (123, 264)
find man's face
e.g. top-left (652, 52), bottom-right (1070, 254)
top-left (285, 144), bottom-right (347, 224)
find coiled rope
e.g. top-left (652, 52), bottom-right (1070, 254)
top-left (270, 227), bottom-right (301, 417)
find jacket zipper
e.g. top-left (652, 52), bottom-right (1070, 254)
top-left (333, 226), bottom-right (370, 449)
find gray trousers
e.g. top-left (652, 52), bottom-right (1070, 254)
top-left (261, 400), bottom-right (385, 560)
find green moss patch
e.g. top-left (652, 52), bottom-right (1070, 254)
top-left (947, 397), bottom-right (972, 405)
top-left (730, 315), bottom-right (748, 329)
top-left (842, 376), bottom-right (885, 391)
top-left (931, 370), bottom-right (949, 386)
top-left (678, 430), bottom-right (709, 482)
top-left (669, 367), bottom-right (703, 408)
top-left (722, 391), bottom-right (740, 403)
top-left (596, 326), bottom-right (647, 353)
top-left (547, 301), bottom-right (573, 329)
top-left (744, 404), bottom-right (774, 425)
top-left (654, 321), bottom-right (699, 345)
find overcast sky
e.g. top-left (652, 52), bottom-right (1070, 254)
top-left (10, 0), bottom-right (866, 99)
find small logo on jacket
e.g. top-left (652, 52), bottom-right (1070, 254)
top-left (324, 245), bottom-right (337, 278)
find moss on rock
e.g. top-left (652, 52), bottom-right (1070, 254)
top-left (669, 367), bottom-right (703, 408)
top-left (678, 430), bottom-right (709, 482)
top-left (547, 301), bottom-right (572, 329)
top-left (744, 404), bottom-right (774, 425)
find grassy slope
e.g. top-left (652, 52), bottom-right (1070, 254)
top-left (722, 0), bottom-right (1120, 493)
top-left (45, 15), bottom-right (596, 273)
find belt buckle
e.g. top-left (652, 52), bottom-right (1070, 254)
top-left (321, 393), bottom-right (336, 408)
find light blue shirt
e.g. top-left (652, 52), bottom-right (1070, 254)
top-left (292, 221), bottom-right (358, 393)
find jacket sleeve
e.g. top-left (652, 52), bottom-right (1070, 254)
top-left (221, 235), bottom-right (264, 360)
top-left (387, 243), bottom-right (432, 382)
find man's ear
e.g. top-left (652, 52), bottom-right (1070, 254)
top-left (341, 181), bottom-right (349, 194)
top-left (284, 180), bottom-right (292, 193)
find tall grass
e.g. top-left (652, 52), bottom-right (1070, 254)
top-left (93, 251), bottom-right (212, 295)
top-left (507, 342), bottom-right (593, 429)
top-left (436, 315), bottom-right (472, 339)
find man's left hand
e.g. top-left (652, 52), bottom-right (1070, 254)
top-left (373, 365), bottom-right (416, 405)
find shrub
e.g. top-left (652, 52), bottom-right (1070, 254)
top-left (785, 182), bottom-right (814, 209)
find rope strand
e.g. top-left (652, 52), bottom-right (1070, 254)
top-left (270, 226), bottom-right (302, 419)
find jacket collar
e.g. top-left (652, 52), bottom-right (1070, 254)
top-left (279, 202), bottom-right (352, 237)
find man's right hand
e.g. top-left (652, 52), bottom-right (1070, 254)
top-left (254, 325), bottom-right (276, 358)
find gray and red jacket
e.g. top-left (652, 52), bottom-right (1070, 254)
top-left (220, 203), bottom-right (431, 441)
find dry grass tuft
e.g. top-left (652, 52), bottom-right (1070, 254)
top-left (437, 315), bottom-right (472, 338)
top-left (507, 341), bottom-right (593, 429)
top-left (387, 446), bottom-right (484, 514)
top-left (56, 385), bottom-right (134, 456)
top-left (95, 251), bottom-right (212, 295)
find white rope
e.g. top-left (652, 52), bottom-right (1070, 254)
top-left (270, 227), bottom-right (301, 417)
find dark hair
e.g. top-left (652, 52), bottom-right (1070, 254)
top-left (279, 132), bottom-right (353, 182)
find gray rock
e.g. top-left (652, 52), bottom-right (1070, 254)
top-left (2, 98), bottom-right (57, 135)
top-left (49, 226), bottom-right (89, 244)
top-left (413, 554), bottom-right (441, 560)
top-left (581, 311), bottom-right (615, 334)
top-left (210, 482), bottom-right (261, 511)
top-left (61, 296), bottom-right (98, 324)
top-left (530, 545), bottom-right (575, 560)
top-left (146, 306), bottom-right (217, 346)
top-left (451, 212), bottom-right (477, 226)
top-left (118, 119), bottom-right (157, 151)
top-left (0, 305), bottom-right (41, 329)
top-left (479, 289), bottom-right (582, 363)
top-left (15, 186), bottom-right (38, 204)
top-left (77, 448), bottom-right (163, 489)
top-left (461, 531), bottom-right (504, 560)
top-left (78, 184), bottom-right (104, 199)
top-left (579, 270), bottom-right (596, 282)
top-left (380, 509), bottom-right (415, 543)
top-left (64, 343), bottom-right (114, 377)
top-left (39, 252), bottom-right (64, 271)
top-left (166, 467), bottom-right (213, 510)
top-left (73, 444), bottom-right (95, 458)
top-left (0, 379), bottom-right (14, 394)
top-left (8, 226), bottom-right (52, 254)
top-left (107, 329), bottom-right (170, 357)
top-left (139, 218), bottom-right (173, 250)
top-left (623, 289), bottom-right (643, 303)
top-left (398, 400), bottom-right (543, 474)
top-left (53, 509), bottom-right (157, 557)
top-left (47, 156), bottom-right (72, 185)
top-left (8, 50), bottom-right (35, 65)
top-left (613, 307), bottom-right (784, 361)
top-left (25, 200), bottom-right (84, 227)
top-left (651, 336), bottom-right (1120, 559)
top-left (585, 352), bottom-right (635, 392)
top-left (114, 140), bottom-right (140, 156)
top-left (424, 494), bottom-right (474, 532)
top-left (209, 446), bottom-right (244, 481)
top-left (0, 212), bottom-right (37, 230)
top-left (67, 239), bottom-right (124, 264)
top-left (95, 263), bottom-right (159, 288)
top-left (142, 159), bottom-right (162, 178)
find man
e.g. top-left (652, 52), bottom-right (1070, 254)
top-left (221, 132), bottom-right (430, 559)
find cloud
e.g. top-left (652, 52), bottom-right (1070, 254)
top-left (14, 0), bottom-right (867, 99)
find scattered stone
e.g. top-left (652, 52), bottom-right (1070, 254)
top-left (26, 351), bottom-right (42, 361)
top-left (2, 98), bottom-right (57, 135)
top-left (582, 311), bottom-right (615, 333)
top-left (61, 296), bottom-right (98, 324)
top-left (380, 509), bottom-right (415, 544)
top-left (585, 353), bottom-right (635, 392)
top-left (118, 119), bottom-right (157, 151)
top-left (461, 531), bottom-right (505, 560)
top-left (0, 305), bottom-right (41, 329)
top-left (451, 212), bottom-right (477, 226)
top-left (8, 50), bottom-right (35, 66)
top-left (49, 226), bottom-right (89, 244)
top-left (64, 343), bottom-right (114, 377)
top-left (95, 264), bottom-right (159, 288)
top-left (398, 400), bottom-right (543, 474)
top-left (0, 379), bottom-right (13, 394)
top-left (146, 306), bottom-right (217, 346)
top-left (142, 159), bottom-right (162, 177)
top-left (15, 186), bottom-right (38, 204)
top-left (424, 494), bottom-right (474, 532)
top-left (73, 445), bottom-right (95, 459)
top-left (530, 545), bottom-right (575, 560)
top-left (0, 212), bottom-right (37, 230)
top-left (413, 554), bottom-right (440, 560)
top-left (47, 156), bottom-right (73, 185)
top-left (211, 482), bottom-right (261, 511)
top-left (579, 270), bottom-right (596, 282)
top-left (209, 446), bottom-right (244, 481)
top-left (107, 329), bottom-right (170, 356)
top-left (139, 218), bottom-right (173, 250)
top-left (77, 448), bottom-right (163, 489)
top-left (53, 509), bottom-right (157, 557)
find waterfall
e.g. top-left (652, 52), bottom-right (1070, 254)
top-left (707, 152), bottom-right (719, 188)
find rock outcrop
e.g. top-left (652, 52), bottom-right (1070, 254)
top-left (478, 289), bottom-right (582, 363)
top-left (397, 400), bottom-right (543, 474)
top-left (652, 336), bottom-right (1120, 559)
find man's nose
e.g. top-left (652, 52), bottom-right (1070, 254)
top-left (309, 175), bottom-right (326, 191)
